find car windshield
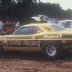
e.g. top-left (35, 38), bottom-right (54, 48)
top-left (51, 24), bottom-right (65, 31)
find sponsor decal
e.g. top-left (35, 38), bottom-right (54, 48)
top-left (44, 34), bottom-right (62, 38)
top-left (7, 40), bottom-right (40, 47)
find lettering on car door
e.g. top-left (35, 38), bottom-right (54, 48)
top-left (7, 40), bottom-right (40, 47)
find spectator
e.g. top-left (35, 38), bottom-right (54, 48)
top-left (0, 21), bottom-right (4, 34)
top-left (15, 21), bottom-right (21, 30)
top-left (40, 15), bottom-right (47, 23)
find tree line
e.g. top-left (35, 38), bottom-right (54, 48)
top-left (0, 0), bottom-right (72, 22)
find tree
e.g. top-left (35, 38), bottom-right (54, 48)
top-left (0, 0), bottom-right (72, 20)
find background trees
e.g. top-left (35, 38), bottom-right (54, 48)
top-left (0, 0), bottom-right (71, 21)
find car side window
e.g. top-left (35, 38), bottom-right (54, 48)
top-left (14, 26), bottom-right (39, 35)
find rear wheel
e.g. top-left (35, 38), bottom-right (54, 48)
top-left (46, 45), bottom-right (56, 57)
top-left (42, 44), bottom-right (63, 59)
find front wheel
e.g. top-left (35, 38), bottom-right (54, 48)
top-left (42, 44), bottom-right (63, 59)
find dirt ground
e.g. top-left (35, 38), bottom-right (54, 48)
top-left (0, 52), bottom-right (72, 72)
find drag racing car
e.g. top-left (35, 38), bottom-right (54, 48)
top-left (0, 23), bottom-right (72, 59)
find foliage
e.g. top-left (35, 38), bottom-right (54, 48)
top-left (0, 0), bottom-right (72, 22)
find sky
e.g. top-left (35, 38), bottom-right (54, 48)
top-left (40, 0), bottom-right (72, 10)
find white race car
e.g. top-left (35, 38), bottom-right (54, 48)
top-left (58, 20), bottom-right (72, 31)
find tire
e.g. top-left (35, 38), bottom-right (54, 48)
top-left (42, 44), bottom-right (63, 59)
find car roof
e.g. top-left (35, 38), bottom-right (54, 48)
top-left (13, 23), bottom-right (54, 34)
top-left (17, 23), bottom-right (64, 30)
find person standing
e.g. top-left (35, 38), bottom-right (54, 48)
top-left (0, 21), bottom-right (4, 34)
top-left (15, 21), bottom-right (21, 30)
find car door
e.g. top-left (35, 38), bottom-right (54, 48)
top-left (5, 26), bottom-right (41, 51)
